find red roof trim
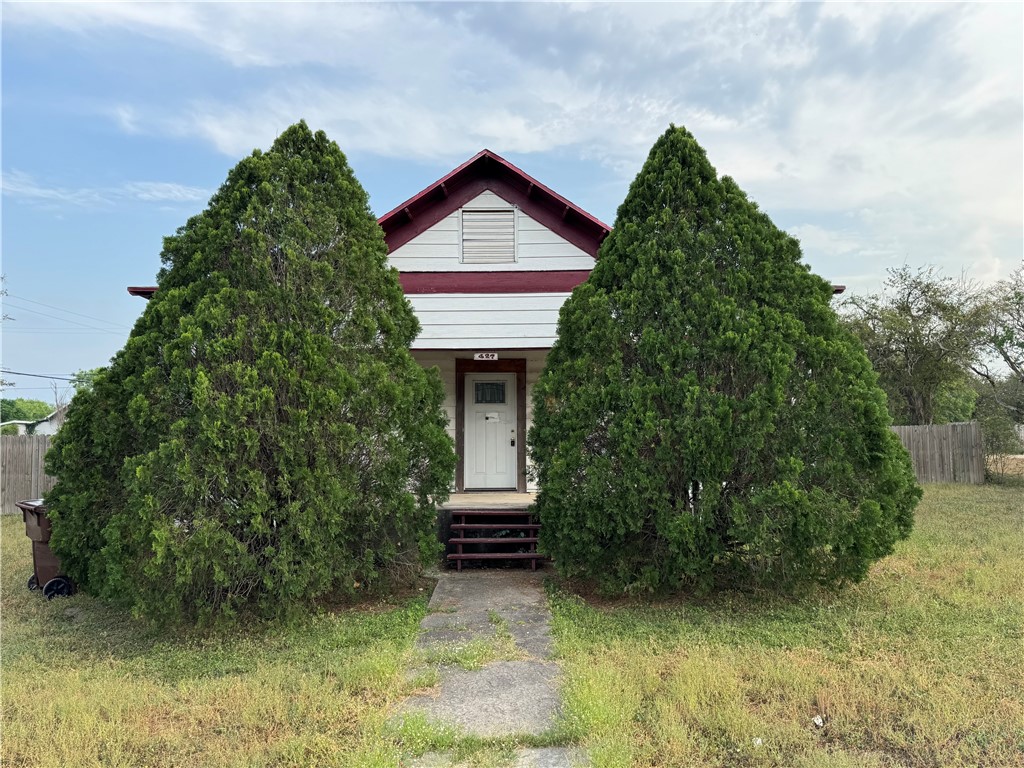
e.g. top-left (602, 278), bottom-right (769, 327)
top-left (401, 270), bottom-right (591, 294)
top-left (131, 280), bottom-right (846, 299)
top-left (378, 149), bottom-right (611, 258)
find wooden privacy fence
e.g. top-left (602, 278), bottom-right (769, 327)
top-left (890, 422), bottom-right (985, 484)
top-left (1, 435), bottom-right (56, 515)
top-left (0, 422), bottom-right (992, 513)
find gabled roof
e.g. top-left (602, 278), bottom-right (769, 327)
top-left (127, 150), bottom-right (846, 298)
top-left (379, 149), bottom-right (611, 258)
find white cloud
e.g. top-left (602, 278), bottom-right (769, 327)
top-left (790, 223), bottom-right (863, 259)
top-left (110, 104), bottom-right (141, 134)
top-left (2, 172), bottom-right (210, 208)
top-left (6, 1), bottom-right (1022, 289)
top-left (120, 182), bottom-right (210, 203)
top-left (2, 171), bottom-right (110, 207)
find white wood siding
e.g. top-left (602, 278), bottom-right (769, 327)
top-left (389, 190), bottom-right (594, 272)
top-left (410, 353), bottom-right (458, 447)
top-left (409, 293), bottom-right (569, 349)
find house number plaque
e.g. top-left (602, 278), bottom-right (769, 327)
top-left (473, 352), bottom-right (499, 361)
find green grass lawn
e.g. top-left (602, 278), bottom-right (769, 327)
top-left (0, 517), bottom-right (436, 768)
top-left (551, 484), bottom-right (1024, 767)
top-left (2, 485), bottom-right (1021, 767)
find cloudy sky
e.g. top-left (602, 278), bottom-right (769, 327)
top-left (2, 2), bottom-right (1021, 401)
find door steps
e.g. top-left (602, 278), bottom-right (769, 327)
top-left (446, 508), bottom-right (544, 571)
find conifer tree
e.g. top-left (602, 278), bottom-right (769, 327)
top-left (46, 123), bottom-right (455, 623)
top-left (529, 126), bottom-right (920, 593)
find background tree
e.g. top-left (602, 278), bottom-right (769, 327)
top-left (69, 367), bottom-right (103, 393)
top-left (987, 267), bottom-right (1024, 383)
top-left (530, 126), bottom-right (920, 594)
top-left (0, 398), bottom-right (55, 422)
top-left (932, 377), bottom-right (978, 424)
top-left (842, 266), bottom-right (989, 425)
top-left (972, 268), bottom-right (1024, 478)
top-left (973, 377), bottom-right (1024, 479)
top-left (46, 123), bottom-right (455, 624)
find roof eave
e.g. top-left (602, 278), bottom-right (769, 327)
top-left (377, 149), bottom-right (611, 257)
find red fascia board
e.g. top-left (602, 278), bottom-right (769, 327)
top-left (377, 149), bottom-right (492, 224)
top-left (378, 149), bottom-right (611, 233)
top-left (130, 279), bottom-right (847, 298)
top-left (384, 177), bottom-right (606, 257)
top-left (401, 270), bottom-right (592, 294)
top-left (378, 150), bottom-right (611, 257)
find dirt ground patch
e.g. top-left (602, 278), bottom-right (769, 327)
top-left (988, 454), bottom-right (1024, 477)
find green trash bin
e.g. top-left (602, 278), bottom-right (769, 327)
top-left (16, 499), bottom-right (75, 600)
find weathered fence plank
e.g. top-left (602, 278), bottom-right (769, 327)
top-left (890, 422), bottom-right (985, 484)
top-left (1, 435), bottom-right (56, 514)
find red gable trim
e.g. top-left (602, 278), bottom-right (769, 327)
top-left (378, 149), bottom-right (611, 258)
top-left (130, 281), bottom-right (846, 299)
top-left (129, 272), bottom-right (592, 298)
top-left (401, 271), bottom-right (591, 294)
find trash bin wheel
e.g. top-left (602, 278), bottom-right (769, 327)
top-left (42, 576), bottom-right (73, 600)
top-left (28, 574), bottom-right (38, 591)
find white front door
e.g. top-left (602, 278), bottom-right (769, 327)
top-left (464, 373), bottom-right (517, 489)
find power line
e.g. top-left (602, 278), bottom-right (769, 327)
top-left (1, 302), bottom-right (124, 335)
top-left (4, 329), bottom-right (119, 335)
top-left (6, 293), bottom-right (131, 330)
top-left (0, 369), bottom-right (75, 381)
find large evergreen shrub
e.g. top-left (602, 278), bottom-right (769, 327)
top-left (529, 126), bottom-right (921, 593)
top-left (46, 123), bottom-right (456, 624)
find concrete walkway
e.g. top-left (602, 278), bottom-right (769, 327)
top-left (400, 570), bottom-right (585, 767)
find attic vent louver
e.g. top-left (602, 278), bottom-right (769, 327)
top-left (461, 208), bottom-right (516, 264)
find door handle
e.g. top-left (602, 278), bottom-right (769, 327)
top-left (510, 438), bottom-right (516, 446)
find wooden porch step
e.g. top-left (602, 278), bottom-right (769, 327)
top-left (448, 509), bottom-right (532, 516)
top-left (447, 553), bottom-right (545, 560)
top-left (448, 537), bottom-right (539, 545)
top-left (446, 507), bottom-right (542, 571)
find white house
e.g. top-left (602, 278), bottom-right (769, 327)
top-left (376, 151), bottom-right (612, 492)
top-left (130, 150), bottom-right (611, 493)
top-left (0, 405), bottom-right (68, 436)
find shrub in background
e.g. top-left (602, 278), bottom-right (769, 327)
top-left (46, 123), bottom-right (455, 624)
top-left (530, 126), bottom-right (921, 594)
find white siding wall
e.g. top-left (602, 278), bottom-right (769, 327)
top-left (32, 420), bottom-right (61, 436)
top-left (410, 352), bottom-right (458, 448)
top-left (389, 190), bottom-right (594, 272)
top-left (411, 350), bottom-right (549, 492)
top-left (409, 293), bottom-right (569, 349)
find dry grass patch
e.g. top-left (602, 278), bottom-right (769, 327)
top-left (551, 485), bottom-right (1024, 767)
top-left (0, 515), bottom-right (433, 768)
top-left (987, 454), bottom-right (1024, 480)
